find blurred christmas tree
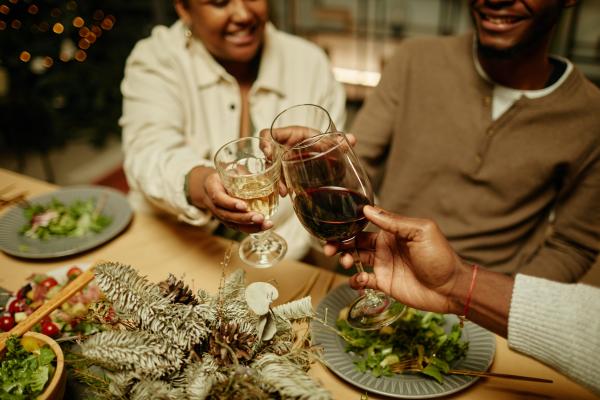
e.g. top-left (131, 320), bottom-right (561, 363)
top-left (0, 0), bottom-right (170, 157)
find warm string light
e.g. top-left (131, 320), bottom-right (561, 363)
top-left (4, 2), bottom-right (115, 68)
top-left (72, 16), bottom-right (83, 27)
top-left (52, 22), bottom-right (64, 34)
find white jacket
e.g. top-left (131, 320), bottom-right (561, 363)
top-left (120, 20), bottom-right (346, 260)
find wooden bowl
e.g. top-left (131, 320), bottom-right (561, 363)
top-left (22, 332), bottom-right (66, 400)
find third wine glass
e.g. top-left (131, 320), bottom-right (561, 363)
top-left (270, 103), bottom-right (337, 148)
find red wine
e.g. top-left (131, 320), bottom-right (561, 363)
top-left (293, 186), bottom-right (371, 242)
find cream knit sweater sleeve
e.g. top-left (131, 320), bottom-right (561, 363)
top-left (508, 274), bottom-right (600, 395)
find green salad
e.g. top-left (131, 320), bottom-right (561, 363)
top-left (0, 336), bottom-right (56, 399)
top-left (336, 307), bottom-right (468, 383)
top-left (20, 198), bottom-right (112, 240)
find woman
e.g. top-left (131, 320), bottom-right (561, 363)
top-left (120, 0), bottom-right (346, 259)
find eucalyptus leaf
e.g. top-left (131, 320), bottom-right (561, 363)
top-left (245, 282), bottom-right (278, 316)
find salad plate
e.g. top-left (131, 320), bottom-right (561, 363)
top-left (0, 186), bottom-right (132, 259)
top-left (312, 284), bottom-right (496, 399)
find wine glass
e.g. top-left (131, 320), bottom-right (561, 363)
top-left (270, 103), bottom-right (337, 148)
top-left (281, 132), bottom-right (405, 330)
top-left (214, 136), bottom-right (287, 268)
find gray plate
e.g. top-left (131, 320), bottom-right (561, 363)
top-left (0, 186), bottom-right (132, 259)
top-left (312, 284), bottom-right (496, 399)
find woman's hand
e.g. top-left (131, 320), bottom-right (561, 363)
top-left (259, 128), bottom-right (357, 197)
top-left (187, 166), bottom-right (272, 233)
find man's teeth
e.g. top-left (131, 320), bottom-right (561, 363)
top-left (485, 16), bottom-right (518, 24)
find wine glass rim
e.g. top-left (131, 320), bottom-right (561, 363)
top-left (270, 103), bottom-right (335, 139)
top-left (281, 132), bottom-right (350, 164)
top-left (214, 136), bottom-right (281, 177)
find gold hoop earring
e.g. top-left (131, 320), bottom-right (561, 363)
top-left (185, 27), bottom-right (192, 48)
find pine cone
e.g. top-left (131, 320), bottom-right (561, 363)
top-left (158, 274), bottom-right (199, 305)
top-left (208, 321), bottom-right (257, 365)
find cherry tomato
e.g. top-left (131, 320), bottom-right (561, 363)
top-left (67, 266), bottom-right (83, 280)
top-left (41, 321), bottom-right (60, 338)
top-left (40, 277), bottom-right (59, 289)
top-left (0, 314), bottom-right (15, 332)
top-left (8, 298), bottom-right (27, 314)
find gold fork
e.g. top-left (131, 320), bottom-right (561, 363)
top-left (390, 359), bottom-right (553, 383)
top-left (0, 191), bottom-right (29, 210)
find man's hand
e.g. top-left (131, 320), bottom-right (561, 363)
top-left (324, 205), bottom-right (469, 314)
top-left (260, 127), bottom-right (357, 196)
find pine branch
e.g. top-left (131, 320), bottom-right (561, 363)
top-left (130, 380), bottom-right (186, 400)
top-left (80, 331), bottom-right (184, 379)
top-left (94, 262), bottom-right (214, 350)
top-left (273, 296), bottom-right (314, 321)
top-left (185, 355), bottom-right (226, 400)
top-left (252, 353), bottom-right (332, 400)
top-left (105, 370), bottom-right (138, 399)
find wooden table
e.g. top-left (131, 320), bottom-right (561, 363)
top-left (0, 168), bottom-right (597, 400)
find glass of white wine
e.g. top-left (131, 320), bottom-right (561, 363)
top-left (214, 136), bottom-right (287, 268)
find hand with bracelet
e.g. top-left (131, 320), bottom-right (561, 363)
top-left (325, 206), bottom-right (600, 395)
top-left (185, 165), bottom-right (272, 234)
top-left (323, 205), bottom-right (512, 337)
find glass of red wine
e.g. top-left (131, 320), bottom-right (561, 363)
top-left (281, 132), bottom-right (405, 330)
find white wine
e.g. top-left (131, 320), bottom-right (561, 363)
top-left (214, 136), bottom-right (287, 267)
top-left (225, 176), bottom-right (279, 218)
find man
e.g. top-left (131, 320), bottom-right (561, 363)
top-left (351, 0), bottom-right (600, 282)
top-left (324, 205), bottom-right (600, 394)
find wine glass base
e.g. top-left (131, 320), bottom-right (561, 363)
top-left (347, 291), bottom-right (406, 330)
top-left (239, 232), bottom-right (287, 268)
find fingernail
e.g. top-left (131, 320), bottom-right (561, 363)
top-left (235, 202), bottom-right (247, 210)
top-left (251, 214), bottom-right (263, 223)
top-left (367, 205), bottom-right (383, 215)
top-left (357, 273), bottom-right (367, 284)
top-left (263, 220), bottom-right (274, 229)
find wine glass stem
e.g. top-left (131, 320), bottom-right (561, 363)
top-left (352, 247), bottom-right (383, 305)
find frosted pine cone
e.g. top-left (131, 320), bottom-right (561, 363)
top-left (158, 274), bottom-right (199, 305)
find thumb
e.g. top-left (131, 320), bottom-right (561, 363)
top-left (363, 205), bottom-right (423, 241)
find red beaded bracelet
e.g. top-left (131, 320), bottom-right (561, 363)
top-left (459, 264), bottom-right (479, 327)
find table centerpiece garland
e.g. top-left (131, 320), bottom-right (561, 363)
top-left (66, 255), bottom-right (331, 400)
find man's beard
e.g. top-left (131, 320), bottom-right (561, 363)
top-left (476, 38), bottom-right (530, 60)
top-left (473, 4), bottom-right (562, 61)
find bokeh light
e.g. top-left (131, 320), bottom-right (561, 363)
top-left (74, 50), bottom-right (87, 62)
top-left (19, 51), bottom-right (31, 62)
top-left (78, 38), bottom-right (90, 49)
top-left (43, 56), bottom-right (54, 68)
top-left (52, 23), bottom-right (64, 34)
top-left (73, 17), bottom-right (84, 28)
